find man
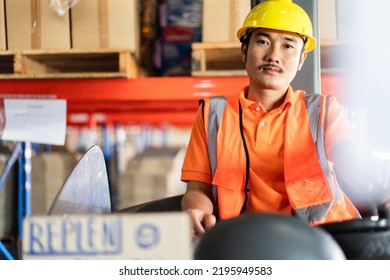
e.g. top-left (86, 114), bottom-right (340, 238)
top-left (180, 0), bottom-right (387, 238)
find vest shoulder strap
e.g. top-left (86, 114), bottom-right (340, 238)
top-left (206, 96), bottom-right (228, 178)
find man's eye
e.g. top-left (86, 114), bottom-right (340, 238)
top-left (284, 44), bottom-right (294, 49)
top-left (257, 40), bottom-right (268, 45)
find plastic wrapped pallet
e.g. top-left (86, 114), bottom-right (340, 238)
top-left (158, 0), bottom-right (202, 76)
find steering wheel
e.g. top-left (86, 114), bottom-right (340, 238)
top-left (319, 204), bottom-right (390, 259)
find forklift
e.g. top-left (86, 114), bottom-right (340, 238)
top-left (120, 0), bottom-right (390, 260)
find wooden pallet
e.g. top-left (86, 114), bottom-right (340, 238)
top-left (0, 49), bottom-right (141, 79)
top-left (191, 42), bottom-right (246, 77)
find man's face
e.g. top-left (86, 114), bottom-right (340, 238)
top-left (242, 28), bottom-right (307, 91)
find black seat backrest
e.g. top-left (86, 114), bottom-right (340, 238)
top-left (117, 194), bottom-right (183, 213)
top-left (194, 212), bottom-right (346, 260)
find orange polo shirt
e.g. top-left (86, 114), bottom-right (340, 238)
top-left (181, 86), bottom-right (354, 215)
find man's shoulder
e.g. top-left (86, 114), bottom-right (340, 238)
top-left (300, 92), bottom-right (333, 103)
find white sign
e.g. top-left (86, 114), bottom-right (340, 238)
top-left (22, 212), bottom-right (192, 260)
top-left (1, 99), bottom-right (67, 145)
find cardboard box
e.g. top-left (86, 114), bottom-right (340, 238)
top-left (22, 212), bottom-right (192, 260)
top-left (71, 0), bottom-right (139, 55)
top-left (202, 0), bottom-right (251, 43)
top-left (6, 0), bottom-right (71, 50)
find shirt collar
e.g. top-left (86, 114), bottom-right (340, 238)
top-left (238, 85), bottom-right (297, 113)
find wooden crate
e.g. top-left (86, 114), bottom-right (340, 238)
top-left (0, 49), bottom-right (141, 79)
top-left (191, 42), bottom-right (246, 76)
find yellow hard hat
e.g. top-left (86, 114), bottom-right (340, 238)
top-left (237, 0), bottom-right (316, 52)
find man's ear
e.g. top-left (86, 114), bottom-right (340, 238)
top-left (297, 51), bottom-right (307, 71)
top-left (241, 43), bottom-right (247, 63)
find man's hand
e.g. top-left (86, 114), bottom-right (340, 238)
top-left (181, 180), bottom-right (216, 240)
top-left (187, 208), bottom-right (216, 239)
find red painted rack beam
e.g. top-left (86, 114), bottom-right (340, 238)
top-left (0, 75), bottom-right (348, 126)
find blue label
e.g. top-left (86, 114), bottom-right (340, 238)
top-left (135, 224), bottom-right (160, 250)
top-left (24, 216), bottom-right (123, 257)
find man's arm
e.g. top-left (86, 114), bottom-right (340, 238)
top-left (181, 180), bottom-right (217, 237)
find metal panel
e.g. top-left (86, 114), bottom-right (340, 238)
top-left (292, 0), bottom-right (320, 93)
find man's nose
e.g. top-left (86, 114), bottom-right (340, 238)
top-left (265, 46), bottom-right (280, 63)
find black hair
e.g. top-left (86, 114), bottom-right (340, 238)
top-left (239, 29), bottom-right (255, 46)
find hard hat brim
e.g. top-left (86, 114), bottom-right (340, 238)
top-left (237, 26), bottom-right (316, 52)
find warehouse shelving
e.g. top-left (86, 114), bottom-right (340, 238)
top-left (0, 142), bottom-right (31, 260)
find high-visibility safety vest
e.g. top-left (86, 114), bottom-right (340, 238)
top-left (203, 92), bottom-right (361, 225)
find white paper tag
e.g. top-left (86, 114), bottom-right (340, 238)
top-left (1, 99), bottom-right (67, 145)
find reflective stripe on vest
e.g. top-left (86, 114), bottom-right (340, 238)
top-left (296, 94), bottom-right (342, 222)
top-left (206, 94), bottom-right (360, 224)
top-left (207, 96), bottom-right (228, 205)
